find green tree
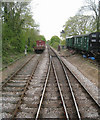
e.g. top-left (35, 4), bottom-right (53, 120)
top-left (61, 39), bottom-right (66, 46)
top-left (78, 0), bottom-right (100, 32)
top-left (49, 36), bottom-right (60, 49)
top-left (2, 1), bottom-right (40, 64)
top-left (38, 35), bottom-right (46, 41)
top-left (24, 28), bottom-right (39, 51)
top-left (63, 15), bottom-right (95, 37)
top-left (2, 2), bottom-right (39, 52)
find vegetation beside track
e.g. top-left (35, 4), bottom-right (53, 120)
top-left (2, 51), bottom-right (34, 70)
top-left (48, 36), bottom-right (65, 50)
top-left (3, 51), bottom-right (24, 66)
top-left (1, 2), bottom-right (46, 69)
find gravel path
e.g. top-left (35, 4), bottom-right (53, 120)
top-left (59, 49), bottom-right (99, 87)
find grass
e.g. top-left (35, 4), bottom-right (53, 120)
top-left (2, 51), bottom-right (25, 70)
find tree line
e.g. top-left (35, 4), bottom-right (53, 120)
top-left (2, 2), bottom-right (39, 54)
top-left (49, 0), bottom-right (100, 49)
top-left (61, 0), bottom-right (100, 38)
top-left (1, 2), bottom-right (46, 64)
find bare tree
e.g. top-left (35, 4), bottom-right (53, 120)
top-left (78, 0), bottom-right (100, 32)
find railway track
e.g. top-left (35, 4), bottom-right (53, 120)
top-left (49, 47), bottom-right (100, 119)
top-left (35, 56), bottom-right (67, 119)
top-left (1, 51), bottom-right (49, 118)
top-left (48, 48), bottom-right (81, 119)
top-left (33, 48), bottom-right (81, 119)
top-left (1, 47), bottom-right (100, 119)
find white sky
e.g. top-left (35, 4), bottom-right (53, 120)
top-left (30, 0), bottom-right (84, 40)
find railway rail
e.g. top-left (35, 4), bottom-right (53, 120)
top-left (49, 47), bottom-right (100, 119)
top-left (48, 48), bottom-right (81, 119)
top-left (1, 47), bottom-right (100, 119)
top-left (1, 54), bottom-right (43, 118)
top-left (35, 56), bottom-right (68, 119)
top-left (2, 55), bottom-right (35, 87)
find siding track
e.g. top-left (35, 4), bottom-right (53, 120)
top-left (49, 47), bottom-right (100, 119)
top-left (1, 54), bottom-right (43, 118)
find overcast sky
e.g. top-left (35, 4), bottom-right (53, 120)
top-left (30, 0), bottom-right (84, 40)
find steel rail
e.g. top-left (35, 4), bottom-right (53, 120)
top-left (50, 47), bottom-right (100, 119)
top-left (2, 55), bottom-right (35, 87)
top-left (59, 58), bottom-right (81, 120)
top-left (50, 47), bottom-right (81, 120)
top-left (35, 56), bottom-right (51, 120)
top-left (62, 59), bottom-right (100, 108)
top-left (11, 55), bottom-right (42, 118)
top-left (52, 58), bottom-right (69, 120)
top-left (50, 47), bottom-right (100, 108)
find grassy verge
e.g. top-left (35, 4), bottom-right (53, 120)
top-left (2, 51), bottom-right (25, 70)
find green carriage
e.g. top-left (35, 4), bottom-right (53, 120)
top-left (66, 32), bottom-right (100, 56)
top-left (66, 36), bottom-right (74, 49)
top-left (74, 34), bottom-right (89, 52)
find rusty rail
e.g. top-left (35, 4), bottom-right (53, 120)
top-left (12, 56), bottom-right (41, 118)
top-left (2, 55), bottom-right (35, 87)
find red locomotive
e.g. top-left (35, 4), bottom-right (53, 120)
top-left (34, 40), bottom-right (46, 53)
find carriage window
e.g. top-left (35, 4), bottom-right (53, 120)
top-left (91, 34), bottom-right (96, 38)
top-left (77, 38), bottom-right (78, 44)
top-left (91, 39), bottom-right (96, 42)
top-left (90, 44), bottom-right (92, 47)
top-left (79, 37), bottom-right (82, 43)
top-left (74, 39), bottom-right (76, 44)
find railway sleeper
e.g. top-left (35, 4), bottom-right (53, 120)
top-left (25, 92), bottom-right (41, 98)
top-left (39, 108), bottom-right (65, 118)
top-left (2, 107), bottom-right (15, 113)
top-left (24, 96), bottom-right (40, 102)
top-left (23, 98), bottom-right (40, 104)
top-left (2, 112), bottom-right (12, 118)
top-left (3, 87), bottom-right (24, 92)
top-left (6, 83), bottom-right (25, 87)
top-left (41, 101), bottom-right (62, 108)
top-left (12, 78), bottom-right (29, 80)
top-left (16, 111), bottom-right (36, 118)
top-left (9, 80), bottom-right (27, 83)
top-left (2, 96), bottom-right (20, 103)
top-left (2, 92), bottom-right (22, 97)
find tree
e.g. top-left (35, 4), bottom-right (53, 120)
top-left (49, 36), bottom-right (60, 48)
top-left (24, 28), bottom-right (39, 51)
top-left (38, 35), bottom-right (46, 41)
top-left (78, 0), bottom-right (100, 32)
top-left (2, 1), bottom-right (39, 55)
top-left (63, 15), bottom-right (95, 37)
top-left (61, 39), bottom-right (66, 46)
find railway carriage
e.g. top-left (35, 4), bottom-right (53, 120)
top-left (66, 32), bottom-right (100, 57)
top-left (74, 34), bottom-right (89, 51)
top-left (34, 40), bottom-right (45, 53)
top-left (66, 36), bottom-right (74, 49)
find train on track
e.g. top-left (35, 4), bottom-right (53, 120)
top-left (34, 40), bottom-right (46, 53)
top-left (66, 32), bottom-right (100, 58)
